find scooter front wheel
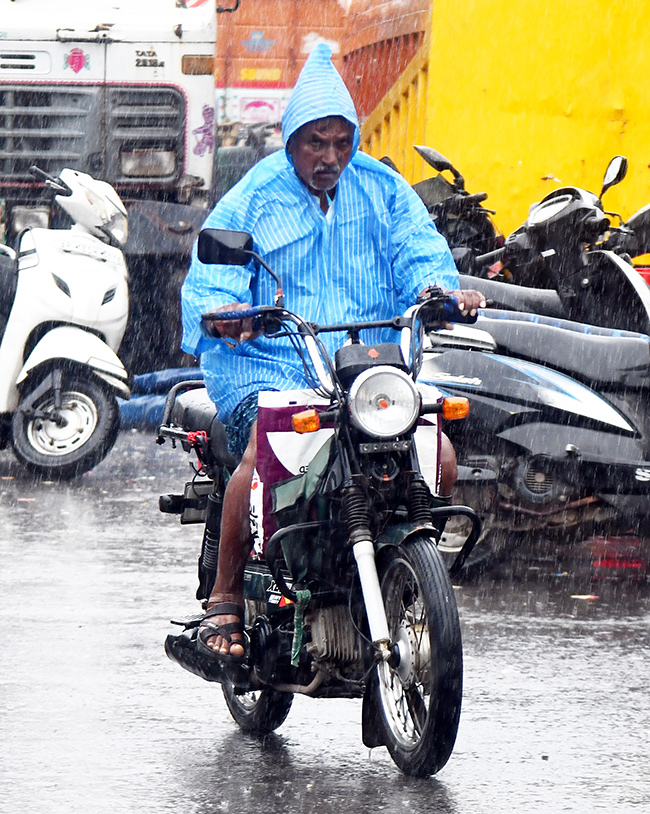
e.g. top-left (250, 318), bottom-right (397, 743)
top-left (12, 370), bottom-right (120, 479)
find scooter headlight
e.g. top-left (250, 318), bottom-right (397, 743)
top-left (348, 366), bottom-right (420, 439)
top-left (103, 211), bottom-right (129, 247)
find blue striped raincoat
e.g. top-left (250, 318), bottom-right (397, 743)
top-left (181, 44), bottom-right (458, 422)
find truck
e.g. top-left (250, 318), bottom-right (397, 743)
top-left (0, 0), bottom-right (224, 371)
top-left (0, 0), bottom-right (348, 371)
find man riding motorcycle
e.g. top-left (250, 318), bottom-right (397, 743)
top-left (175, 44), bottom-right (485, 672)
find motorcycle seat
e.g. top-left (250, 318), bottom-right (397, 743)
top-left (459, 273), bottom-right (565, 319)
top-left (171, 387), bottom-right (237, 468)
top-left (477, 310), bottom-right (650, 389)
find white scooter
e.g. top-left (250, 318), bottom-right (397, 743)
top-left (0, 166), bottom-right (130, 479)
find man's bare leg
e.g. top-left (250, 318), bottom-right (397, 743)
top-left (201, 420), bottom-right (257, 657)
top-left (440, 432), bottom-right (457, 498)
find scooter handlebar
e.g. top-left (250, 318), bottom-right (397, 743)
top-left (28, 165), bottom-right (72, 196)
top-left (474, 246), bottom-right (506, 267)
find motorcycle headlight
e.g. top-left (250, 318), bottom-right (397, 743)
top-left (348, 366), bottom-right (420, 439)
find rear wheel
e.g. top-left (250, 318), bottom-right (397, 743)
top-left (12, 371), bottom-right (120, 479)
top-left (222, 685), bottom-right (294, 734)
top-left (370, 535), bottom-right (463, 776)
top-left (221, 601), bottom-right (293, 734)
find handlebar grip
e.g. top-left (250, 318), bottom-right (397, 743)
top-left (202, 308), bottom-right (261, 322)
top-left (443, 299), bottom-right (478, 325)
top-left (463, 192), bottom-right (488, 205)
top-left (474, 247), bottom-right (506, 267)
top-left (202, 306), bottom-right (268, 339)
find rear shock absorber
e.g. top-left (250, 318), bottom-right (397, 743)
top-left (196, 491), bottom-right (222, 602)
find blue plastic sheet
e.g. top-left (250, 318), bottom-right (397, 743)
top-left (119, 368), bottom-right (202, 429)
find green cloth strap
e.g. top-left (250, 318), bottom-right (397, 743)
top-left (290, 589), bottom-right (312, 667)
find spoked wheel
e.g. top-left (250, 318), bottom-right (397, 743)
top-left (221, 602), bottom-right (293, 734)
top-left (222, 685), bottom-right (294, 735)
top-left (12, 371), bottom-right (120, 479)
top-left (371, 535), bottom-right (463, 776)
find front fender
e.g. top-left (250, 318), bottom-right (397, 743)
top-left (376, 505), bottom-right (482, 577)
top-left (17, 326), bottom-right (130, 398)
top-left (375, 522), bottom-right (439, 550)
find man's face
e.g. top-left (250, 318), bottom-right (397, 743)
top-left (289, 117), bottom-right (354, 195)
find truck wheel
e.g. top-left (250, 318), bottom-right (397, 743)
top-left (12, 371), bottom-right (120, 479)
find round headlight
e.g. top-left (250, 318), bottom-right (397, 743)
top-left (348, 366), bottom-right (420, 439)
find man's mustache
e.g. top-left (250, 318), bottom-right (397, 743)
top-left (314, 164), bottom-right (340, 174)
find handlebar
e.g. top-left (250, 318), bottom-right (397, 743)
top-left (203, 295), bottom-right (477, 397)
top-left (202, 295), bottom-right (477, 336)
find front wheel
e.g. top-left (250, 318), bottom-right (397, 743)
top-left (11, 370), bottom-right (120, 479)
top-left (369, 535), bottom-right (463, 777)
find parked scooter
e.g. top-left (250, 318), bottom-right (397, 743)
top-left (160, 228), bottom-right (482, 777)
top-left (462, 156), bottom-right (650, 335)
top-left (0, 167), bottom-right (130, 479)
top-left (418, 316), bottom-right (650, 571)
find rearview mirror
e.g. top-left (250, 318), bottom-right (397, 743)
top-left (414, 145), bottom-right (464, 190)
top-left (197, 228), bottom-right (253, 266)
top-left (600, 155), bottom-right (628, 198)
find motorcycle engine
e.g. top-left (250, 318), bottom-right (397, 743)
top-left (305, 606), bottom-right (364, 669)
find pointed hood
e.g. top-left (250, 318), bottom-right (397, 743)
top-left (282, 43), bottom-right (360, 158)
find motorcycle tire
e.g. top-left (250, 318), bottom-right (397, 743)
top-left (222, 684), bottom-right (294, 735)
top-left (221, 601), bottom-right (293, 735)
top-left (11, 370), bottom-right (120, 480)
top-left (369, 535), bottom-right (463, 777)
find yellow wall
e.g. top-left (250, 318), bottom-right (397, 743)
top-left (363, 1), bottom-right (650, 234)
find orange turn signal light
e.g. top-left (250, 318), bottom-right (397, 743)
top-left (292, 409), bottom-right (321, 434)
top-left (441, 396), bottom-right (470, 420)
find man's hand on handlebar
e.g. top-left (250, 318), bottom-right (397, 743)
top-left (418, 287), bottom-right (487, 330)
top-left (203, 302), bottom-right (262, 344)
top-left (450, 289), bottom-right (487, 318)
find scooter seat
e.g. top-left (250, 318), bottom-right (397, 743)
top-left (0, 250), bottom-right (18, 320)
top-left (477, 310), bottom-right (650, 389)
top-left (171, 388), bottom-right (237, 468)
top-left (459, 274), bottom-right (565, 319)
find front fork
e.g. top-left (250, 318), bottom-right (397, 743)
top-left (19, 369), bottom-right (66, 425)
top-left (352, 538), bottom-right (391, 658)
top-left (344, 446), bottom-right (436, 659)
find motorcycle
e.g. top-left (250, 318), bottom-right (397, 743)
top-left (383, 146), bottom-right (503, 260)
top-left (160, 228), bottom-right (482, 777)
top-left (0, 166), bottom-right (130, 479)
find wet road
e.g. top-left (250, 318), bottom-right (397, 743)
top-left (1, 430), bottom-right (649, 814)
